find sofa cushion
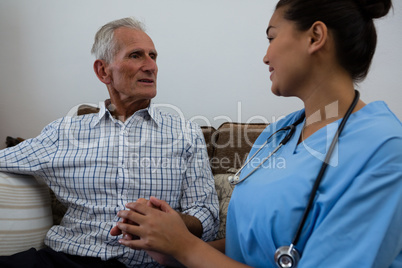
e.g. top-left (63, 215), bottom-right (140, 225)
top-left (0, 172), bottom-right (53, 255)
top-left (77, 104), bottom-right (100, 115)
top-left (213, 168), bottom-right (236, 240)
top-left (200, 126), bottom-right (216, 160)
top-left (210, 122), bottom-right (268, 174)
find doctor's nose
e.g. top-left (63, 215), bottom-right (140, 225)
top-left (263, 53), bottom-right (269, 65)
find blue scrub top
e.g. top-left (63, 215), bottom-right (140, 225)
top-left (226, 101), bottom-right (402, 268)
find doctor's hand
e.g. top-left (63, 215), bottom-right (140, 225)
top-left (110, 198), bottom-right (155, 240)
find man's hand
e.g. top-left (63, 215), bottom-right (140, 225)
top-left (110, 198), bottom-right (151, 239)
top-left (114, 197), bottom-right (193, 255)
top-left (110, 197), bottom-right (203, 266)
top-left (111, 197), bottom-right (203, 239)
top-left (112, 198), bottom-right (248, 268)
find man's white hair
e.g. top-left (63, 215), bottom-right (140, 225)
top-left (91, 17), bottom-right (146, 63)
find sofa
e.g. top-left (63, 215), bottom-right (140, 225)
top-left (0, 105), bottom-right (268, 255)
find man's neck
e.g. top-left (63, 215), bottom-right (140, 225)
top-left (106, 99), bottom-right (150, 122)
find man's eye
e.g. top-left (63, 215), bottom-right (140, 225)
top-left (267, 37), bottom-right (274, 43)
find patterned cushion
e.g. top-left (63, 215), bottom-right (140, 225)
top-left (213, 169), bottom-right (236, 240)
top-left (0, 172), bottom-right (53, 255)
top-left (210, 122), bottom-right (268, 174)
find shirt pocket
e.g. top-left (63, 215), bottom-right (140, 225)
top-left (129, 156), bottom-right (186, 206)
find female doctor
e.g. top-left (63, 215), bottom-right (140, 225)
top-left (111, 0), bottom-right (402, 267)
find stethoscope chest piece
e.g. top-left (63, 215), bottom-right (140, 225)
top-left (228, 175), bottom-right (240, 184)
top-left (274, 245), bottom-right (300, 268)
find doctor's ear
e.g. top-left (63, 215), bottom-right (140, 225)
top-left (308, 21), bottom-right (328, 54)
top-left (93, 59), bottom-right (111, 84)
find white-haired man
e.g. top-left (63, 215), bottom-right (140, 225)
top-left (0, 17), bottom-right (219, 267)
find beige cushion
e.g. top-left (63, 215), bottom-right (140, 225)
top-left (0, 172), bottom-right (52, 255)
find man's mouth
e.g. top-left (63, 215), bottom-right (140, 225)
top-left (138, 78), bottom-right (154, 83)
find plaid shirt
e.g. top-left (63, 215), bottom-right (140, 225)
top-left (0, 102), bottom-right (219, 267)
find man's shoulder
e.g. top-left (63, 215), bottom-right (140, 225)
top-left (43, 113), bottom-right (101, 134)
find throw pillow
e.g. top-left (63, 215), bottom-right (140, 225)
top-left (0, 172), bottom-right (52, 255)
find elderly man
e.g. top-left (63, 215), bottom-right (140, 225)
top-left (0, 17), bottom-right (219, 267)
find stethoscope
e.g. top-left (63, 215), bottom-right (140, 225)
top-left (228, 90), bottom-right (360, 268)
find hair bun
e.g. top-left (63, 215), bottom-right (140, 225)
top-left (354, 0), bottom-right (392, 19)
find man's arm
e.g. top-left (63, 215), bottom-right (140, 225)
top-left (0, 120), bottom-right (59, 175)
top-left (207, 239), bottom-right (225, 253)
top-left (178, 123), bottom-right (220, 241)
top-left (179, 213), bottom-right (203, 238)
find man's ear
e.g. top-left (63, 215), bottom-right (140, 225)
top-left (308, 21), bottom-right (328, 54)
top-left (93, 59), bottom-right (111, 84)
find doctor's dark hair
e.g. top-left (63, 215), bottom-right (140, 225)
top-left (275, 0), bottom-right (392, 82)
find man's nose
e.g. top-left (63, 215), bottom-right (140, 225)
top-left (142, 56), bottom-right (157, 73)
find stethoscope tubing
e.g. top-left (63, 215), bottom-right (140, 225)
top-left (231, 143), bottom-right (283, 184)
top-left (227, 90), bottom-right (360, 268)
top-left (229, 123), bottom-right (301, 185)
top-left (291, 90), bottom-right (360, 246)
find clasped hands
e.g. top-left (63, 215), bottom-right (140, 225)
top-left (110, 197), bottom-right (190, 266)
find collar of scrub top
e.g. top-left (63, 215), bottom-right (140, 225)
top-left (228, 114), bottom-right (305, 185)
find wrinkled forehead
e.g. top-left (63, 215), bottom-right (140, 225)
top-left (113, 27), bottom-right (156, 52)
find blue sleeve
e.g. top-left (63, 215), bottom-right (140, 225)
top-left (0, 120), bottom-right (60, 176)
top-left (181, 122), bottom-right (220, 242)
top-left (299, 137), bottom-right (402, 267)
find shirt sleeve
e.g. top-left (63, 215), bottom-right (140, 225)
top-left (180, 122), bottom-right (220, 241)
top-left (299, 137), bottom-right (402, 268)
top-left (0, 119), bottom-right (60, 176)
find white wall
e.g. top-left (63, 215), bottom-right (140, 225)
top-left (1, 0), bottom-right (401, 149)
